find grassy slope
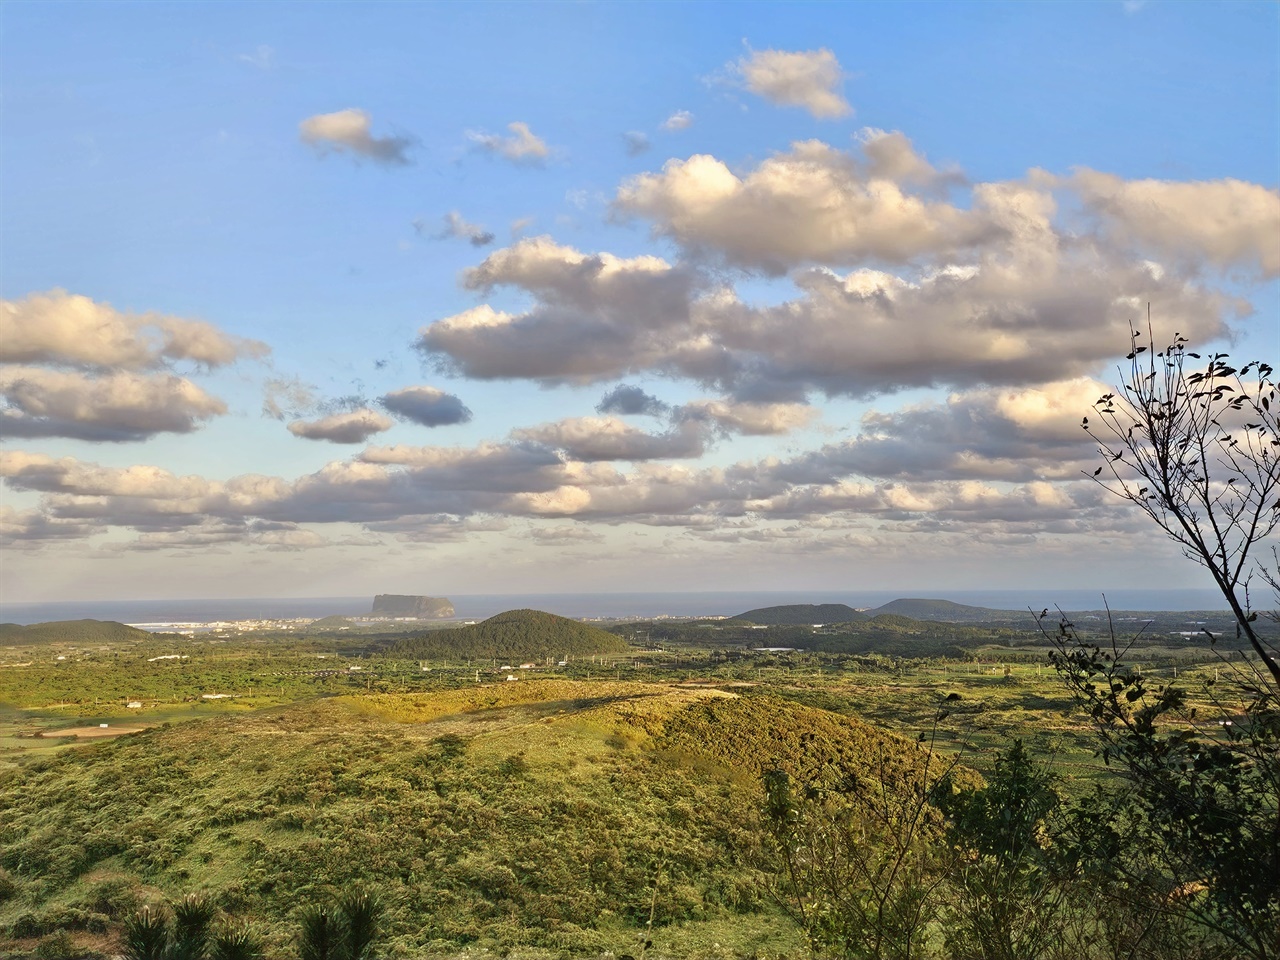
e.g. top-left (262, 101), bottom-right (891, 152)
top-left (0, 678), bottom-right (972, 958)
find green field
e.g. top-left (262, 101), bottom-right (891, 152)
top-left (0, 613), bottom-right (1262, 959)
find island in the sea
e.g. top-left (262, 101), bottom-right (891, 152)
top-left (370, 594), bottom-right (455, 619)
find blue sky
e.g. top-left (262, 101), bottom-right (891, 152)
top-left (2, 1), bottom-right (1277, 602)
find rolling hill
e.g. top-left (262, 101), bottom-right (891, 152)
top-left (0, 619), bottom-right (156, 646)
top-left (0, 679), bottom-right (965, 954)
top-left (392, 608), bottom-right (631, 660)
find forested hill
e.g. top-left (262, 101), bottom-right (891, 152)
top-left (734, 603), bottom-right (866, 625)
top-left (0, 619), bottom-right (155, 645)
top-left (391, 609), bottom-right (631, 660)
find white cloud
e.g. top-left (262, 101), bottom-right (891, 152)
top-left (616, 138), bottom-right (993, 271)
top-left (733, 47), bottom-right (853, 119)
top-left (299, 108), bottom-right (414, 165)
top-left (1072, 169), bottom-right (1280, 276)
top-left (661, 110), bottom-right (694, 132)
top-left (0, 451), bottom-right (217, 499)
top-left (287, 409), bottom-right (394, 444)
top-left (467, 121), bottom-right (551, 163)
top-left (1, 290), bottom-right (268, 371)
top-left (0, 367), bottom-right (227, 441)
top-left (417, 205), bottom-right (1234, 400)
top-left (418, 237), bottom-right (700, 384)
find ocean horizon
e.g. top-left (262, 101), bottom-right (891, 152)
top-left (0, 588), bottom-right (1232, 626)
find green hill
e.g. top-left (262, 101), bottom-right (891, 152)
top-left (392, 608), bottom-right (630, 660)
top-left (733, 603), bottom-right (865, 625)
top-left (872, 598), bottom-right (1014, 622)
top-left (0, 619), bottom-right (156, 646)
top-left (0, 680), bottom-right (962, 954)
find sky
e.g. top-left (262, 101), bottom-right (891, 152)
top-left (1, 0), bottom-right (1278, 603)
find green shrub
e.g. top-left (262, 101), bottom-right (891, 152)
top-left (33, 930), bottom-right (78, 960)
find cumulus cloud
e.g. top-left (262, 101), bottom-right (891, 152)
top-left (1, 290), bottom-right (268, 371)
top-left (467, 121), bottom-right (551, 163)
top-left (299, 108), bottom-right (414, 165)
top-left (432, 211), bottom-right (495, 246)
top-left (0, 451), bottom-right (203, 496)
top-left (772, 379), bottom-right (1105, 486)
top-left (287, 409), bottom-right (393, 444)
top-left (0, 368), bottom-right (227, 441)
top-left (732, 47), bottom-right (852, 119)
top-left (380, 386), bottom-right (472, 427)
top-left (857, 128), bottom-right (964, 189)
top-left (623, 131), bottom-right (651, 156)
top-left (418, 237), bottom-right (700, 384)
top-left (596, 384), bottom-right (669, 417)
top-left (512, 416), bottom-right (709, 461)
top-left (661, 110), bottom-right (694, 131)
top-left (417, 197), bottom-right (1234, 399)
top-left (616, 138), bottom-right (994, 272)
top-left (1072, 169), bottom-right (1280, 276)
top-left (0, 290), bottom-right (264, 442)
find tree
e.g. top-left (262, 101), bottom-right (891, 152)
top-left (1081, 320), bottom-right (1279, 682)
top-left (939, 740), bottom-right (1068, 960)
top-left (1050, 323), bottom-right (1280, 958)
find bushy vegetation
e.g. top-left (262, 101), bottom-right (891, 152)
top-left (0, 681), bottom-right (831, 956)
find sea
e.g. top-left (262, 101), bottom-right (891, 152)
top-left (0, 588), bottom-right (1231, 626)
